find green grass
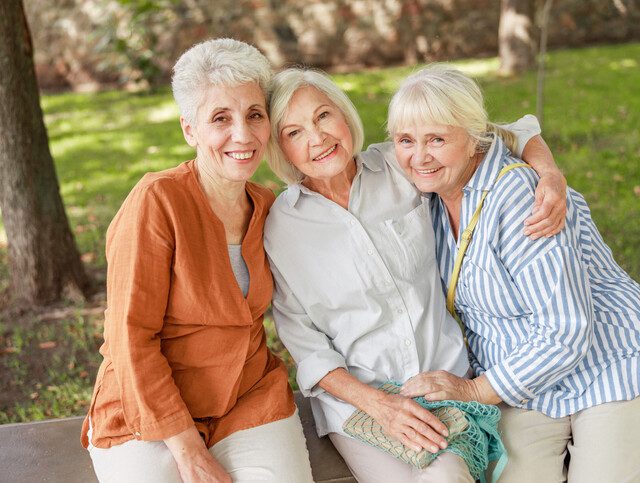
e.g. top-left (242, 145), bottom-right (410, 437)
top-left (1, 43), bottom-right (639, 422)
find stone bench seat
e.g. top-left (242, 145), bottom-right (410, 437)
top-left (0, 392), bottom-right (356, 483)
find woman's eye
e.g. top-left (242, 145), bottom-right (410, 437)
top-left (212, 115), bottom-right (228, 123)
top-left (249, 112), bottom-right (265, 120)
top-left (318, 111), bottom-right (330, 120)
top-left (287, 129), bottom-right (299, 138)
top-left (397, 138), bottom-right (412, 145)
top-left (431, 137), bottom-right (445, 145)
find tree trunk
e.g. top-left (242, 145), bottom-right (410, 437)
top-left (0, 0), bottom-right (92, 306)
top-left (499, 0), bottom-right (535, 76)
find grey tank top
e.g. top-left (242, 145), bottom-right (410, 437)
top-left (227, 244), bottom-right (249, 297)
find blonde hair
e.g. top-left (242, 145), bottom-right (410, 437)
top-left (387, 64), bottom-right (517, 153)
top-left (267, 68), bottom-right (365, 185)
top-left (172, 38), bottom-right (272, 124)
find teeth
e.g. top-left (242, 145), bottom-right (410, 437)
top-left (228, 151), bottom-right (253, 160)
top-left (314, 145), bottom-right (337, 161)
top-left (415, 167), bottom-right (440, 174)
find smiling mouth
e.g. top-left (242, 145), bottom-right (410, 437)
top-left (414, 167), bottom-right (441, 175)
top-left (227, 151), bottom-right (254, 161)
top-left (313, 145), bottom-right (337, 161)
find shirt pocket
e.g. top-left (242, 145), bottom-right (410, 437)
top-left (380, 201), bottom-right (435, 280)
top-left (457, 258), bottom-right (528, 320)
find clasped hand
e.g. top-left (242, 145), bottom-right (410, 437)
top-left (368, 391), bottom-right (449, 454)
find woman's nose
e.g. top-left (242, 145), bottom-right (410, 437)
top-left (231, 120), bottom-right (251, 143)
top-left (308, 126), bottom-right (326, 146)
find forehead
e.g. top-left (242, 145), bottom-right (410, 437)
top-left (283, 86), bottom-right (336, 120)
top-left (199, 81), bottom-right (266, 112)
top-left (394, 123), bottom-right (457, 136)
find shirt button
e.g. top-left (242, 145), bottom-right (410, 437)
top-left (134, 431), bottom-right (141, 437)
top-left (405, 339), bottom-right (412, 347)
top-left (367, 249), bottom-right (374, 255)
top-left (397, 308), bottom-right (404, 314)
top-left (385, 279), bottom-right (392, 285)
top-left (350, 220), bottom-right (356, 225)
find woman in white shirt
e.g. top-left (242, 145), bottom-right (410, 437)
top-left (264, 67), bottom-right (565, 483)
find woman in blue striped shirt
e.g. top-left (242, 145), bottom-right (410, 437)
top-left (391, 66), bottom-right (640, 483)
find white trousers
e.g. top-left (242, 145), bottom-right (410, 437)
top-left (88, 410), bottom-right (314, 483)
top-left (490, 397), bottom-right (640, 483)
top-left (329, 432), bottom-right (474, 483)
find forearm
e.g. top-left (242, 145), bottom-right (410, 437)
top-left (165, 426), bottom-right (231, 482)
top-left (521, 135), bottom-right (562, 177)
top-left (318, 368), bottom-right (384, 416)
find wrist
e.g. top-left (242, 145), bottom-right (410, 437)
top-left (471, 376), bottom-right (502, 405)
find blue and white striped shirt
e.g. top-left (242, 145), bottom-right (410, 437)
top-left (431, 135), bottom-right (640, 418)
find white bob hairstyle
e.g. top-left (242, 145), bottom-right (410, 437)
top-left (267, 68), bottom-right (365, 185)
top-left (171, 38), bottom-right (272, 125)
top-left (387, 64), bottom-right (517, 153)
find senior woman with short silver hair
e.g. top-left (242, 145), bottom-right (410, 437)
top-left (263, 67), bottom-right (567, 482)
top-left (80, 39), bottom-right (313, 483)
top-left (391, 65), bottom-right (640, 483)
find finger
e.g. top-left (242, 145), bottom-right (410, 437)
top-left (405, 419), bottom-right (448, 451)
top-left (408, 402), bottom-right (449, 437)
top-left (401, 425), bottom-right (443, 453)
top-left (400, 379), bottom-right (432, 397)
top-left (543, 221), bottom-right (564, 238)
top-left (524, 218), bottom-right (554, 238)
top-left (422, 389), bottom-right (451, 402)
top-left (400, 432), bottom-right (428, 453)
top-left (524, 203), bottom-right (552, 227)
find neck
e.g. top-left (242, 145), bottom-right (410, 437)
top-left (302, 158), bottom-right (357, 209)
top-left (195, 157), bottom-right (247, 207)
top-left (439, 152), bottom-right (484, 240)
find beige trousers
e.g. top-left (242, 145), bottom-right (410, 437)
top-left (329, 432), bottom-right (474, 483)
top-left (88, 409), bottom-right (314, 483)
top-left (490, 397), bottom-right (640, 483)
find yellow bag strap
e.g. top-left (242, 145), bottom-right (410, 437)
top-left (446, 163), bottom-right (532, 343)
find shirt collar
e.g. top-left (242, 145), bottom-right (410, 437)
top-left (465, 134), bottom-right (510, 192)
top-left (284, 152), bottom-right (382, 208)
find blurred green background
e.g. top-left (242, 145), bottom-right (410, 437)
top-left (1, 43), bottom-right (639, 422)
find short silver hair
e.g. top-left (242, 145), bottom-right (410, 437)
top-left (387, 64), bottom-right (517, 153)
top-left (267, 68), bottom-right (365, 185)
top-left (171, 38), bottom-right (272, 124)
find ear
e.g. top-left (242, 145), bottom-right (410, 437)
top-left (467, 136), bottom-right (478, 158)
top-left (180, 116), bottom-right (198, 148)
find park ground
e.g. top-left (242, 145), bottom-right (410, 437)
top-left (0, 42), bottom-right (639, 423)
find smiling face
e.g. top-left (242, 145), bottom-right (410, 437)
top-left (393, 124), bottom-right (479, 199)
top-left (277, 86), bottom-right (354, 184)
top-left (180, 81), bottom-right (270, 184)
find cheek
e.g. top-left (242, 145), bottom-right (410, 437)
top-left (280, 139), bottom-right (303, 167)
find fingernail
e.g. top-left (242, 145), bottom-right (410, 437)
top-left (523, 229), bottom-right (531, 236)
top-left (430, 445), bottom-right (439, 453)
top-left (442, 429), bottom-right (449, 437)
top-left (440, 440), bottom-right (448, 449)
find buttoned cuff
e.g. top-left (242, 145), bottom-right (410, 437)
top-left (133, 409), bottom-right (194, 442)
top-left (296, 349), bottom-right (347, 397)
top-left (485, 362), bottom-right (536, 407)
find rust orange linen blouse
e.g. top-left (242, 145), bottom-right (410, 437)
top-left (81, 160), bottom-right (294, 449)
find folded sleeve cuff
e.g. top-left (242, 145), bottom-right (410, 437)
top-left (504, 114), bottom-right (542, 158)
top-left (135, 409), bottom-right (194, 441)
top-left (485, 362), bottom-right (537, 407)
top-left (296, 349), bottom-right (347, 397)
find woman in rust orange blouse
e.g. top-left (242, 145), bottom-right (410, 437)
top-left (80, 39), bottom-right (314, 483)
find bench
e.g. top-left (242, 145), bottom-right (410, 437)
top-left (0, 392), bottom-right (356, 482)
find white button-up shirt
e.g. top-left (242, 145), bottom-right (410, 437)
top-left (265, 121), bottom-right (539, 437)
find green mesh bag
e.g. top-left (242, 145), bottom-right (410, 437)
top-left (342, 382), bottom-right (507, 482)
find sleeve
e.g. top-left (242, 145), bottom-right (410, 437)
top-left (104, 184), bottom-right (194, 441)
top-left (501, 114), bottom-right (541, 158)
top-left (269, 260), bottom-right (348, 397)
top-left (482, 176), bottom-right (593, 407)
